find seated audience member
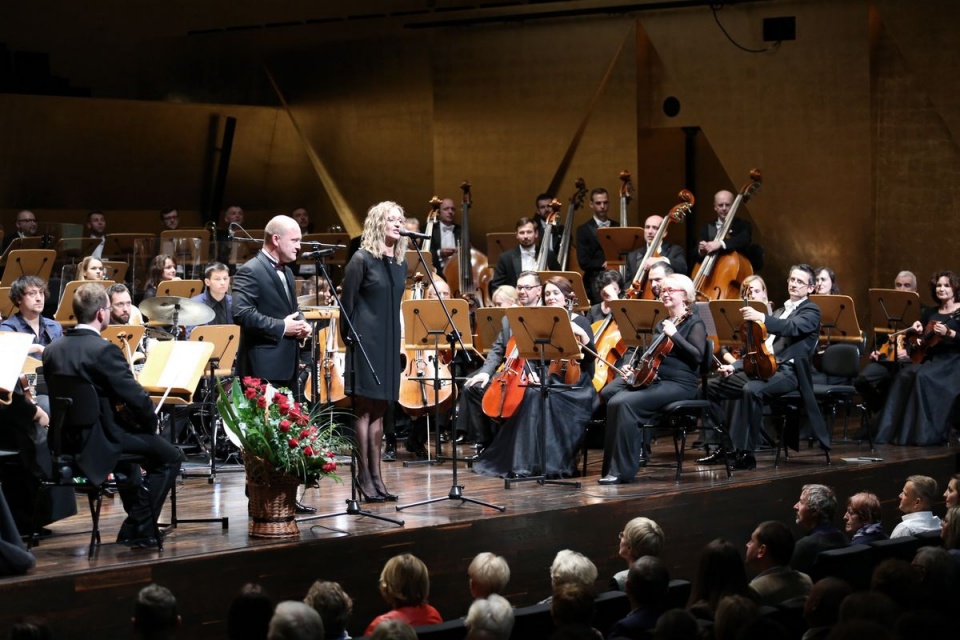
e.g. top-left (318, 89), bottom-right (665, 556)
top-left (745, 520), bottom-right (812, 606)
top-left (1, 275), bottom-right (63, 358)
top-left (468, 552), bottom-right (511, 600)
top-left (549, 549), bottom-right (599, 598)
top-left (612, 517), bottom-right (665, 591)
top-left (465, 594), bottom-right (514, 640)
top-left (608, 556), bottom-right (670, 640)
top-left (944, 473), bottom-right (959, 509)
top-left (490, 285), bottom-right (519, 308)
top-left (650, 609), bottom-right (697, 640)
top-left (837, 591), bottom-right (899, 628)
top-left (802, 577), bottom-right (852, 640)
top-left (843, 491), bottom-right (887, 544)
top-left (365, 554), bottom-right (442, 636)
top-left (791, 484), bottom-right (849, 574)
top-left (549, 582), bottom-right (597, 633)
top-left (870, 559), bottom-right (922, 612)
top-left (941, 506), bottom-right (960, 567)
top-left (891, 475), bottom-right (942, 537)
top-left (369, 619), bottom-right (416, 640)
top-left (687, 539), bottom-right (756, 621)
top-left (911, 546), bottom-right (957, 611)
top-left (227, 583), bottom-right (275, 640)
top-left (8, 616), bottom-right (54, 640)
top-left (713, 595), bottom-right (759, 640)
top-left (268, 601), bottom-right (324, 640)
top-left (303, 580), bottom-right (353, 640)
top-left (132, 584), bottom-right (181, 640)
top-left (142, 254), bottom-right (180, 300)
top-left (76, 256), bottom-right (106, 281)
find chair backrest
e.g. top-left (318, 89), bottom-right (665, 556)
top-left (819, 343), bottom-right (861, 379)
top-left (47, 375), bottom-right (101, 458)
top-left (697, 338), bottom-right (715, 391)
top-left (869, 536), bottom-right (925, 563)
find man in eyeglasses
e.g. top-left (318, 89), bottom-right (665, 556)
top-left (702, 264), bottom-right (829, 470)
top-left (1, 210), bottom-right (39, 254)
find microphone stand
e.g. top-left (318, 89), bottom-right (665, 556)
top-left (396, 238), bottom-right (505, 513)
top-left (297, 248), bottom-right (404, 528)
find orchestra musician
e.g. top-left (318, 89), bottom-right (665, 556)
top-left (533, 192), bottom-right (562, 255)
top-left (429, 198), bottom-right (460, 272)
top-left (1, 210), bottom-right (38, 254)
top-left (42, 283), bottom-right (184, 548)
top-left (719, 275), bottom-right (772, 366)
top-left (576, 188), bottom-right (619, 304)
top-left (703, 265), bottom-right (829, 470)
top-left (874, 270), bottom-right (960, 446)
top-left (585, 270), bottom-right (624, 323)
top-left (490, 285), bottom-right (518, 308)
top-left (644, 262), bottom-right (673, 301)
top-left (598, 274), bottom-right (706, 485)
top-left (473, 276), bottom-right (598, 479)
top-left (340, 202), bottom-right (408, 502)
top-left (625, 215), bottom-right (689, 278)
top-left (142, 254), bottom-right (181, 301)
top-left (0, 276), bottom-right (63, 359)
top-left (489, 217), bottom-right (559, 295)
top-left (814, 267), bottom-right (840, 295)
top-left (697, 190), bottom-right (752, 261)
top-left (190, 262), bottom-right (233, 326)
top-left (76, 256), bottom-right (105, 281)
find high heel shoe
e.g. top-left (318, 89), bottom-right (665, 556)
top-left (373, 479), bottom-right (398, 502)
top-left (354, 478), bottom-right (385, 503)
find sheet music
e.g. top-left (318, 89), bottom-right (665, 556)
top-left (155, 342), bottom-right (212, 389)
top-left (0, 333), bottom-right (34, 393)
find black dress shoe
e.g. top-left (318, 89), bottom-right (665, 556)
top-left (598, 475), bottom-right (621, 485)
top-left (731, 453), bottom-right (757, 470)
top-left (118, 526), bottom-right (164, 548)
top-left (696, 449), bottom-right (728, 465)
top-left (405, 442), bottom-right (428, 459)
top-left (381, 445), bottom-right (397, 462)
top-left (295, 501), bottom-right (317, 514)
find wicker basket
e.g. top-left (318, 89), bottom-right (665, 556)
top-left (244, 453), bottom-right (301, 539)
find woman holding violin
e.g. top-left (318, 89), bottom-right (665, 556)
top-left (875, 270), bottom-right (960, 446)
top-left (473, 276), bottom-right (598, 479)
top-left (598, 274), bottom-right (706, 485)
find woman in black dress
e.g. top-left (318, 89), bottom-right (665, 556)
top-left (875, 270), bottom-right (960, 446)
top-left (599, 274), bottom-right (706, 484)
top-left (340, 202), bottom-right (408, 502)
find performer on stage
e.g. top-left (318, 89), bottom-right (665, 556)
top-left (340, 202), bottom-right (408, 502)
top-left (575, 188), bottom-right (618, 304)
top-left (142, 254), bottom-right (180, 301)
top-left (697, 191), bottom-right (752, 260)
top-left (585, 270), bottom-right (624, 323)
top-left (473, 276), bottom-right (598, 479)
top-left (874, 270), bottom-right (960, 446)
top-left (598, 274), bottom-right (706, 485)
top-left (0, 276), bottom-right (63, 359)
top-left (42, 283), bottom-right (183, 548)
top-left (429, 198), bottom-right (460, 272)
top-left (76, 256), bottom-right (106, 281)
top-left (489, 217), bottom-right (559, 294)
top-left (814, 267), bottom-right (840, 295)
top-left (625, 214), bottom-right (688, 278)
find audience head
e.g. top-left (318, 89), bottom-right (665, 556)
top-left (303, 580), bottom-right (352, 640)
top-left (549, 582), bottom-right (595, 629)
top-left (942, 506), bottom-right (960, 549)
top-left (843, 491), bottom-right (882, 536)
top-left (625, 556), bottom-right (669, 608)
top-left (369, 619), bottom-right (416, 640)
top-left (132, 584), bottom-right (181, 640)
top-left (652, 608), bottom-right (698, 640)
top-left (549, 549), bottom-right (598, 590)
top-left (795, 484), bottom-right (838, 530)
top-left (803, 577), bottom-right (852, 630)
top-left (267, 601), bottom-right (324, 640)
top-left (468, 552), bottom-right (511, 599)
top-left (899, 475), bottom-right (937, 514)
top-left (72, 283), bottom-right (109, 327)
top-left (689, 538), bottom-right (750, 612)
top-left (838, 590), bottom-right (899, 628)
top-left (944, 473), bottom-right (959, 509)
top-left (491, 285), bottom-right (519, 307)
top-left (619, 516), bottom-right (664, 564)
top-left (464, 594), bottom-right (514, 640)
top-left (78, 256), bottom-right (105, 281)
top-left (912, 546), bottom-right (957, 603)
top-left (713, 595), bottom-right (759, 640)
top-left (871, 558), bottom-right (922, 610)
top-left (814, 266), bottom-right (840, 295)
top-left (746, 520), bottom-right (794, 571)
top-left (227, 583), bottom-right (274, 640)
top-left (379, 553), bottom-right (431, 609)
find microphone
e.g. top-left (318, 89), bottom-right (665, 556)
top-left (301, 249), bottom-right (337, 259)
top-left (399, 229), bottom-right (431, 240)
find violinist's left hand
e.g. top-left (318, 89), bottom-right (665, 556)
top-left (935, 321), bottom-right (950, 337)
top-left (741, 307), bottom-right (765, 323)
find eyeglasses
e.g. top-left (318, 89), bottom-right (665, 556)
top-left (517, 284), bottom-right (541, 291)
top-left (660, 287), bottom-right (683, 295)
top-left (787, 277), bottom-right (812, 286)
top-left (618, 531), bottom-right (624, 540)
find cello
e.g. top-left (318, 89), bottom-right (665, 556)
top-left (557, 178), bottom-right (588, 270)
top-left (591, 312), bottom-right (626, 392)
top-left (692, 169), bottom-right (762, 301)
top-left (444, 181), bottom-right (491, 308)
top-left (481, 337), bottom-right (528, 421)
top-left (624, 190), bottom-right (694, 300)
top-left (398, 273), bottom-right (456, 417)
top-left (305, 316), bottom-right (348, 406)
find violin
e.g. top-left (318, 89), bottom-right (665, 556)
top-left (692, 169), bottom-right (762, 301)
top-left (739, 298), bottom-right (777, 380)
top-left (624, 190), bottom-right (694, 300)
top-left (557, 179), bottom-right (587, 270)
top-left (626, 311), bottom-right (691, 388)
top-left (481, 337), bottom-right (528, 421)
top-left (398, 273), bottom-right (456, 417)
top-left (905, 309), bottom-right (960, 364)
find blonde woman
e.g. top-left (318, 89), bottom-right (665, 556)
top-left (77, 256), bottom-right (106, 281)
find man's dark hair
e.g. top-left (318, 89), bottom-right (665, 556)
top-left (133, 584), bottom-right (179, 639)
top-left (535, 193), bottom-right (552, 207)
top-left (107, 283), bottom-right (131, 299)
top-left (516, 216), bottom-right (537, 230)
top-left (227, 583), bottom-right (274, 640)
top-left (204, 262), bottom-right (230, 280)
top-left (8, 275), bottom-right (47, 306)
top-left (589, 187), bottom-right (608, 200)
top-left (789, 264), bottom-right (816, 287)
top-left (87, 209), bottom-right (104, 220)
top-left (755, 520), bottom-right (795, 566)
top-left (625, 556), bottom-right (670, 606)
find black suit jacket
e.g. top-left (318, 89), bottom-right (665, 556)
top-left (698, 217), bottom-right (752, 253)
top-left (625, 241), bottom-right (688, 278)
top-left (42, 329), bottom-right (158, 485)
top-left (575, 219), bottom-right (619, 272)
top-left (429, 223), bottom-right (462, 273)
top-left (233, 252), bottom-right (301, 384)
top-left (489, 245), bottom-right (560, 294)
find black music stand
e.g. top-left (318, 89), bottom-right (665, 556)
top-left (868, 289), bottom-right (921, 352)
top-left (500, 306), bottom-right (582, 490)
top-left (296, 249), bottom-right (404, 529)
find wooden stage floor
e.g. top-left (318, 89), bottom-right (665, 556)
top-left (1, 428), bottom-right (957, 638)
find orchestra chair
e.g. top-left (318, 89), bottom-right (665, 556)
top-left (39, 375), bottom-right (163, 559)
top-left (639, 339), bottom-right (732, 482)
top-left (812, 343), bottom-right (867, 445)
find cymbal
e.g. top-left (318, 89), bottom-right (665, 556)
top-left (139, 296), bottom-right (215, 326)
top-left (144, 325), bottom-right (175, 341)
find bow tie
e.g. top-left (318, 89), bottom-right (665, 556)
top-left (266, 256), bottom-right (285, 272)
top-left (596, 220), bottom-right (611, 228)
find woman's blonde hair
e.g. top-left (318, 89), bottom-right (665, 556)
top-left (77, 256), bottom-right (104, 281)
top-left (361, 201), bottom-right (409, 263)
top-left (379, 553), bottom-right (430, 608)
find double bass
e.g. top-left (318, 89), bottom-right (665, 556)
top-left (536, 199), bottom-right (562, 271)
top-left (398, 273), bottom-right (456, 417)
top-left (421, 196), bottom-right (442, 260)
top-left (692, 169), bottom-right (762, 301)
top-left (624, 190), bottom-right (694, 300)
top-left (619, 170), bottom-right (633, 227)
top-left (444, 181), bottom-right (491, 308)
top-left (557, 178), bottom-right (588, 270)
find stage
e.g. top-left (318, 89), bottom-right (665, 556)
top-left (0, 431), bottom-right (956, 638)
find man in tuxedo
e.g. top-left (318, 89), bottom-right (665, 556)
top-left (87, 209), bottom-right (107, 258)
top-left (625, 214), bottom-right (688, 282)
top-left (233, 215), bottom-right (310, 391)
top-left (575, 188), bottom-right (618, 304)
top-left (697, 190), bottom-right (752, 260)
top-left (429, 197), bottom-right (461, 272)
top-left (704, 264), bottom-right (829, 469)
top-left (489, 217), bottom-right (559, 294)
top-left (215, 205), bottom-right (245, 270)
top-left (1, 210), bottom-right (38, 254)
top-left (42, 283), bottom-right (183, 547)
top-left (160, 207), bottom-right (180, 231)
